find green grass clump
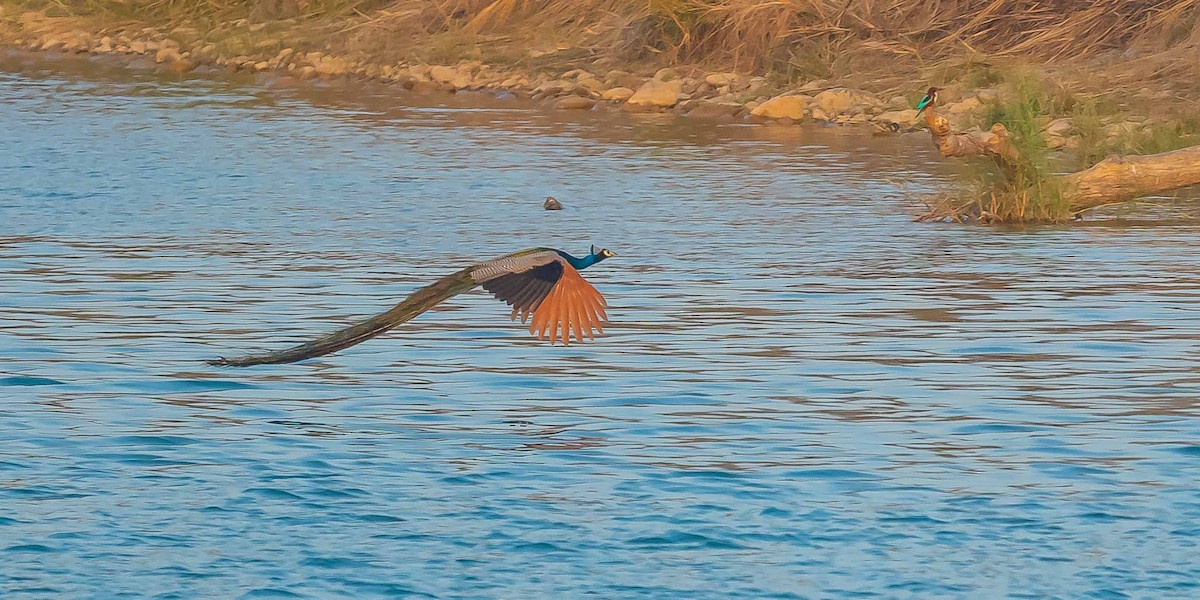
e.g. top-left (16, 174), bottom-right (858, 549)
top-left (969, 73), bottom-right (1070, 222)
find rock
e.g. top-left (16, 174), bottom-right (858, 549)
top-left (704, 72), bottom-right (738, 87)
top-left (742, 77), bottom-right (769, 94)
top-left (129, 40), bottom-right (147, 54)
top-left (1105, 120), bottom-right (1141, 142)
top-left (601, 87), bottom-right (635, 102)
top-left (314, 56), bottom-right (349, 76)
top-left (411, 80), bottom-right (440, 94)
top-left (296, 65), bottom-right (317, 79)
top-left (271, 48), bottom-right (294, 67)
top-left (543, 196), bottom-right (563, 210)
top-left (887, 95), bottom-right (909, 110)
top-left (576, 74), bottom-right (604, 95)
top-left (429, 65), bottom-right (457, 84)
top-left (798, 79), bottom-right (829, 92)
top-left (625, 79), bottom-right (683, 111)
top-left (500, 76), bottom-right (529, 89)
top-left (653, 67), bottom-right (678, 81)
top-left (874, 109), bottom-right (921, 129)
top-left (555, 96), bottom-right (596, 110)
top-left (977, 87), bottom-right (1002, 102)
top-left (163, 59), bottom-right (195, 74)
top-left (811, 88), bottom-right (881, 120)
top-left (687, 100), bottom-right (742, 119)
top-left (605, 70), bottom-right (643, 89)
top-left (813, 88), bottom-right (853, 116)
top-left (154, 47), bottom-right (182, 63)
top-left (533, 79), bottom-right (574, 95)
top-left (750, 94), bottom-right (808, 120)
top-left (1043, 117), bottom-right (1072, 137)
top-left (945, 96), bottom-right (982, 114)
top-left (679, 77), bottom-right (701, 95)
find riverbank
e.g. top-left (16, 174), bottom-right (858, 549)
top-left (2, 2), bottom-right (1197, 159)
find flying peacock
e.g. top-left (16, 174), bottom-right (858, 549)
top-left (207, 246), bottom-right (616, 367)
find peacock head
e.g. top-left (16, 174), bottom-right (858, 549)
top-left (591, 245), bottom-right (616, 262)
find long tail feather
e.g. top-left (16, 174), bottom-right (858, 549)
top-left (207, 268), bottom-right (477, 367)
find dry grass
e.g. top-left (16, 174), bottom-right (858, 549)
top-left (14, 0), bottom-right (1196, 85)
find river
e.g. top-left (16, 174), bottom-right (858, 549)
top-left (2, 50), bottom-right (1199, 598)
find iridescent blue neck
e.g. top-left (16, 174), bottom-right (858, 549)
top-left (555, 251), bottom-right (598, 270)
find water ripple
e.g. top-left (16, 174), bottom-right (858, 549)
top-left (2, 50), bottom-right (1200, 598)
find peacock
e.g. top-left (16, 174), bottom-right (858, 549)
top-left (207, 246), bottom-right (616, 367)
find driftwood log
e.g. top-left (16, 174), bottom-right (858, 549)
top-left (923, 108), bottom-right (1200, 216)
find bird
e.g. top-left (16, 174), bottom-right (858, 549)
top-left (915, 86), bottom-right (940, 116)
top-left (207, 246), bottom-right (616, 367)
top-left (543, 196), bottom-right (563, 210)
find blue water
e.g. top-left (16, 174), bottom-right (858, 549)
top-left (3, 51), bottom-right (1200, 598)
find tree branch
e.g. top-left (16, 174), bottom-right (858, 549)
top-left (921, 106), bottom-right (1200, 221)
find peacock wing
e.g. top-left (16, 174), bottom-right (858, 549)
top-left (478, 260), bottom-right (563, 321)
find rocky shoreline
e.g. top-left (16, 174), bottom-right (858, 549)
top-left (0, 10), bottom-right (990, 132)
top-left (0, 8), bottom-right (1158, 152)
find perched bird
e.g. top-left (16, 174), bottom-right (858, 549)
top-left (207, 246), bottom-right (616, 367)
top-left (543, 196), bottom-right (563, 210)
top-left (915, 86), bottom-right (940, 116)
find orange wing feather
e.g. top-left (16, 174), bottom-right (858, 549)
top-left (528, 262), bottom-right (607, 345)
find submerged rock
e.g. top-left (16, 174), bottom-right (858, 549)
top-left (543, 196), bottom-right (563, 210)
top-left (687, 100), bottom-right (742, 119)
top-left (554, 96), bottom-right (596, 110)
top-left (154, 47), bottom-right (181, 63)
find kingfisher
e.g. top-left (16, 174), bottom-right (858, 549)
top-left (916, 86), bottom-right (940, 115)
top-left (208, 246), bottom-right (616, 366)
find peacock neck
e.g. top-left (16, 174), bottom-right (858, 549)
top-left (557, 251), bottom-right (597, 270)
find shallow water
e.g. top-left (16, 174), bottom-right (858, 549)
top-left (3, 51), bottom-right (1200, 599)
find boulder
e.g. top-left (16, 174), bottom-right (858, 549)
top-left (750, 95), bottom-right (808, 120)
top-left (811, 88), bottom-right (881, 121)
top-left (604, 69), bottom-right (642, 89)
top-left (601, 87), bottom-right (635, 102)
top-left (576, 74), bottom-right (605, 95)
top-left (154, 47), bottom-right (182, 63)
top-left (653, 67), bottom-right (678, 81)
top-left (625, 79), bottom-right (683, 111)
top-left (314, 56), bottom-right (349, 76)
top-left (429, 65), bottom-right (457, 85)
